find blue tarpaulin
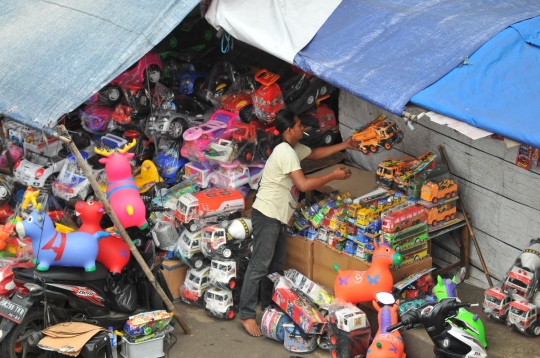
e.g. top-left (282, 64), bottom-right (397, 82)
top-left (411, 16), bottom-right (540, 147)
top-left (294, 0), bottom-right (540, 118)
top-left (0, 0), bottom-right (199, 136)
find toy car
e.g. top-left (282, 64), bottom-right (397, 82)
top-left (181, 120), bottom-right (228, 162)
top-left (209, 161), bottom-right (264, 197)
top-left (145, 95), bottom-right (214, 140)
top-left (112, 84), bottom-right (152, 125)
top-left (13, 151), bottom-right (68, 188)
top-left (85, 84), bottom-right (123, 107)
top-left (110, 51), bottom-right (163, 86)
top-left (281, 69), bottom-right (334, 115)
top-left (0, 145), bottom-right (23, 168)
top-left (0, 175), bottom-right (15, 206)
top-left (155, 147), bottom-right (189, 184)
top-left (299, 95), bottom-right (339, 147)
top-left (52, 152), bottom-right (106, 203)
top-left (197, 61), bottom-right (255, 106)
top-left (176, 69), bottom-right (207, 95)
top-left (80, 104), bottom-right (114, 134)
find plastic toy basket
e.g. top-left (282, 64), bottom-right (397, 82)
top-left (119, 335), bottom-right (164, 358)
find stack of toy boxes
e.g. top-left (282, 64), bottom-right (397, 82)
top-left (417, 177), bottom-right (459, 231)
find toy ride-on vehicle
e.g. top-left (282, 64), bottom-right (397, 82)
top-left (205, 287), bottom-right (237, 320)
top-left (175, 229), bottom-right (208, 269)
top-left (299, 94), bottom-right (339, 148)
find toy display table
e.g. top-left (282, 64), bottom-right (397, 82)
top-left (427, 211), bottom-right (469, 278)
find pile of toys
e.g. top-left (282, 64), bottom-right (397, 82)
top-left (483, 238), bottom-right (540, 337)
top-left (177, 217), bottom-right (253, 320)
top-left (289, 155), bottom-right (459, 267)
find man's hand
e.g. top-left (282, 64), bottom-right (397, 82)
top-left (343, 136), bottom-right (361, 151)
top-left (332, 166), bottom-right (352, 180)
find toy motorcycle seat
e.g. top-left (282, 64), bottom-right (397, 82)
top-left (14, 262), bottom-right (108, 282)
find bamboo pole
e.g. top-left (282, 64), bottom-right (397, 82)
top-left (54, 125), bottom-right (191, 334)
top-left (437, 145), bottom-right (493, 287)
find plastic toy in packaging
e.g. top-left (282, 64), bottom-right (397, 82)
top-left (324, 302), bottom-right (370, 358)
top-left (0, 145), bottom-right (23, 168)
top-left (181, 265), bottom-right (211, 307)
top-left (123, 310), bottom-right (172, 342)
top-left (81, 104), bottom-right (114, 134)
top-left (209, 256), bottom-right (249, 291)
top-left (155, 141), bottom-right (189, 184)
top-left (352, 114), bottom-right (404, 155)
top-left (204, 286), bottom-right (239, 320)
top-left (200, 224), bottom-right (253, 260)
top-left (0, 174), bottom-right (15, 206)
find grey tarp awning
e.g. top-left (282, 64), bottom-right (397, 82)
top-left (0, 0), bottom-right (200, 135)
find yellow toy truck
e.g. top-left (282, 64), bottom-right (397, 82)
top-left (420, 178), bottom-right (458, 204)
top-left (352, 115), bottom-right (404, 154)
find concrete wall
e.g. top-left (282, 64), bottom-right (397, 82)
top-left (338, 90), bottom-right (540, 288)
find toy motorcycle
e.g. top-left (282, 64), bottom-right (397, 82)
top-left (387, 298), bottom-right (487, 358)
top-left (433, 267), bottom-right (487, 348)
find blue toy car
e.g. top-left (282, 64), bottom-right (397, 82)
top-left (177, 70), bottom-right (207, 95)
top-left (155, 148), bottom-right (189, 184)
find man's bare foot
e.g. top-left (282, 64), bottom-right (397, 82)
top-left (241, 318), bottom-right (262, 337)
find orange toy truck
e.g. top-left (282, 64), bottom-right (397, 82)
top-left (425, 202), bottom-right (456, 227)
top-left (174, 188), bottom-right (245, 232)
top-left (351, 115), bottom-right (404, 154)
top-left (420, 178), bottom-right (458, 204)
top-left (376, 152), bottom-right (436, 189)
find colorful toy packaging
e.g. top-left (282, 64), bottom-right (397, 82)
top-left (269, 273), bottom-right (327, 335)
top-left (284, 269), bottom-right (334, 309)
top-left (324, 302), bottom-right (371, 358)
top-left (123, 310), bottom-right (172, 343)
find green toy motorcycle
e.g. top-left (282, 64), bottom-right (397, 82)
top-left (433, 267), bottom-right (488, 348)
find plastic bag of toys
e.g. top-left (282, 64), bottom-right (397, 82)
top-left (80, 104), bottom-right (114, 134)
top-left (0, 142), bottom-right (23, 169)
top-left (123, 310), bottom-right (172, 342)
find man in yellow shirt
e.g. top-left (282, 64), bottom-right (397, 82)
top-left (239, 109), bottom-right (361, 336)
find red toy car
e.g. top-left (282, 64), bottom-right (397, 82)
top-left (110, 51), bottom-right (163, 86)
top-left (251, 69), bottom-right (285, 124)
top-left (299, 95), bottom-right (339, 147)
top-left (404, 274), bottom-right (434, 299)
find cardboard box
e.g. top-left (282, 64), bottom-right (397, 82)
top-left (284, 235), bottom-right (314, 279)
top-left (161, 259), bottom-right (188, 303)
top-left (272, 275), bottom-right (328, 334)
top-left (312, 241), bottom-right (433, 290)
top-left (306, 164), bottom-right (377, 198)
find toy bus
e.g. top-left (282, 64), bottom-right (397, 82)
top-left (381, 205), bottom-right (427, 233)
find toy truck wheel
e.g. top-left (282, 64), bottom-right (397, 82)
top-left (226, 308), bottom-right (235, 319)
top-left (361, 147), bottom-right (368, 154)
top-left (144, 65), bottom-right (162, 86)
top-left (450, 214), bottom-right (455, 220)
top-left (451, 191), bottom-right (457, 197)
top-left (228, 278), bottom-right (237, 290)
top-left (258, 140), bottom-right (272, 160)
top-left (330, 335), bottom-right (337, 345)
top-left (414, 255), bottom-right (420, 261)
top-left (445, 216), bottom-right (450, 222)
top-left (445, 193), bottom-right (451, 199)
top-left (532, 324), bottom-right (540, 336)
top-left (331, 350), bottom-right (338, 358)
top-left (322, 131), bottom-right (334, 146)
top-left (187, 220), bottom-right (200, 232)
top-left (99, 85), bottom-right (122, 106)
top-left (239, 148), bottom-right (254, 164)
top-left (431, 220), bottom-right (438, 227)
top-left (165, 117), bottom-right (188, 140)
top-left (370, 145), bottom-right (378, 153)
top-left (384, 141), bottom-right (392, 150)
top-left (240, 105), bottom-right (254, 123)
top-left (432, 197), bottom-right (439, 204)
top-left (222, 248), bottom-right (232, 258)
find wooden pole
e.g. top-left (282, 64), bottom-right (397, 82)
top-left (54, 125), bottom-right (191, 334)
top-left (437, 145), bottom-right (494, 287)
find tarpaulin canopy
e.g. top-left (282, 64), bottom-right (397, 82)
top-left (410, 16), bottom-right (540, 148)
top-left (294, 0), bottom-right (540, 116)
top-left (0, 0), bottom-right (199, 136)
top-left (207, 0), bottom-right (540, 146)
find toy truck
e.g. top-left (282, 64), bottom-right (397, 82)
top-left (174, 188), bottom-right (245, 232)
top-left (425, 202), bottom-right (456, 227)
top-left (506, 299), bottom-right (540, 336)
top-left (201, 225), bottom-right (253, 259)
top-left (376, 152), bottom-right (436, 189)
top-left (420, 178), bottom-right (458, 204)
top-left (299, 95), bottom-right (339, 147)
top-left (175, 230), bottom-right (207, 269)
top-left (209, 257), bottom-right (249, 290)
top-left (355, 194), bottom-right (406, 229)
top-left (503, 266), bottom-right (537, 301)
top-left (404, 164), bottom-right (449, 198)
top-left (181, 266), bottom-right (210, 307)
top-left (325, 304), bottom-right (371, 358)
top-left (483, 286), bottom-right (512, 321)
top-left (204, 287), bottom-right (236, 319)
top-left (351, 115), bottom-right (404, 154)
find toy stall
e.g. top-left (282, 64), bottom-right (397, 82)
top-left (0, 2), bottom-right (539, 358)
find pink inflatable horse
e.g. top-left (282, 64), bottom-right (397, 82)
top-left (95, 140), bottom-right (148, 230)
top-left (334, 239), bottom-right (403, 304)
